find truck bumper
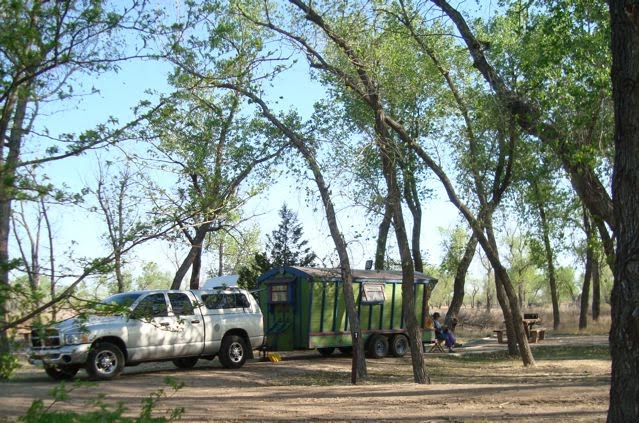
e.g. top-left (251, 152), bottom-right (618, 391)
top-left (28, 344), bottom-right (91, 367)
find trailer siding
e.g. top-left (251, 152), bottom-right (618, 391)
top-left (258, 267), bottom-right (437, 352)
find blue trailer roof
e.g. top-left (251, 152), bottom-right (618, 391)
top-left (257, 266), bottom-right (438, 284)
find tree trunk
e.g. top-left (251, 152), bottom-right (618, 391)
top-left (190, 247), bottom-right (202, 289)
top-left (580, 208), bottom-right (594, 330)
top-left (300, 150), bottom-right (368, 383)
top-left (223, 86), bottom-right (369, 382)
top-left (608, 1), bottom-right (639, 420)
top-left (538, 200), bottom-right (560, 330)
top-left (218, 240), bottom-right (224, 277)
top-left (592, 256), bottom-right (601, 321)
top-left (0, 90), bottom-right (27, 353)
top-left (376, 112), bottom-right (429, 384)
top-left (495, 271), bottom-right (518, 356)
top-left (172, 228), bottom-right (207, 290)
top-left (402, 167), bottom-right (423, 272)
top-left (446, 234), bottom-right (477, 325)
top-left (375, 202), bottom-right (392, 270)
top-left (580, 252), bottom-right (592, 330)
top-left (115, 252), bottom-right (125, 293)
top-left (486, 219), bottom-right (535, 364)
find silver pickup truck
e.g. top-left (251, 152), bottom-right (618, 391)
top-left (28, 288), bottom-right (264, 380)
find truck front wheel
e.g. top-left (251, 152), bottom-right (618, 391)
top-left (86, 342), bottom-right (124, 380)
top-left (219, 335), bottom-right (247, 369)
top-left (45, 364), bottom-right (80, 380)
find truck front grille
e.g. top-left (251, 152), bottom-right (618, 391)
top-left (30, 328), bottom-right (61, 348)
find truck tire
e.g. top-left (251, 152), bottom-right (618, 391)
top-left (172, 357), bottom-right (199, 369)
top-left (45, 364), bottom-right (80, 381)
top-left (368, 334), bottom-right (389, 359)
top-left (317, 347), bottom-right (335, 356)
top-left (219, 335), bottom-right (247, 369)
top-left (390, 334), bottom-right (409, 357)
top-left (86, 342), bottom-right (124, 380)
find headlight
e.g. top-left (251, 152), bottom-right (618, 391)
top-left (63, 333), bottom-right (89, 345)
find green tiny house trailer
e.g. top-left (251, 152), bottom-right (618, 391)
top-left (257, 266), bottom-right (438, 358)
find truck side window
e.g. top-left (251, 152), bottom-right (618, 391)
top-left (202, 293), bottom-right (225, 309)
top-left (132, 293), bottom-right (168, 318)
top-left (236, 294), bottom-right (250, 308)
top-left (168, 293), bottom-right (194, 316)
top-left (201, 293), bottom-right (250, 309)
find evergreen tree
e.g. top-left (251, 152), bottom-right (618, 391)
top-left (266, 204), bottom-right (317, 268)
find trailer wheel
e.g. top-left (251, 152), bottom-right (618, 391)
top-left (368, 334), bottom-right (389, 359)
top-left (219, 335), bottom-right (247, 369)
top-left (317, 347), bottom-right (335, 356)
top-left (390, 334), bottom-right (409, 357)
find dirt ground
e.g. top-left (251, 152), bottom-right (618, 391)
top-left (0, 334), bottom-right (610, 422)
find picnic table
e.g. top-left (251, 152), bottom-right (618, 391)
top-left (493, 313), bottom-right (546, 344)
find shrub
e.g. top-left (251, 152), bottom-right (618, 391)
top-left (0, 351), bottom-right (21, 380)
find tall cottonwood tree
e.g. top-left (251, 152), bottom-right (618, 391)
top-left (281, 0), bottom-right (431, 380)
top-left (233, 0), bottom-right (534, 369)
top-left (421, 0), bottom-right (632, 417)
top-left (142, 87), bottom-right (284, 290)
top-left (429, 0), bottom-right (615, 260)
top-left (0, 0), bottom-right (161, 354)
top-left (162, 1), bottom-right (372, 381)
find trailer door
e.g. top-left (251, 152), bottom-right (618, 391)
top-left (264, 278), bottom-right (296, 351)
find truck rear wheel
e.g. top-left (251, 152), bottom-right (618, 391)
top-left (45, 364), bottom-right (80, 381)
top-left (86, 342), bottom-right (124, 380)
top-left (219, 335), bottom-right (247, 369)
top-left (368, 334), bottom-right (389, 359)
top-left (390, 334), bottom-right (409, 357)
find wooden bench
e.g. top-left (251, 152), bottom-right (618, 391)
top-left (493, 330), bottom-right (505, 344)
top-left (529, 328), bottom-right (546, 343)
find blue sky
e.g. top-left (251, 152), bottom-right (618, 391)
top-left (28, 14), bottom-right (463, 287)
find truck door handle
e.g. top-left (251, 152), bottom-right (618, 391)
top-left (191, 320), bottom-right (201, 324)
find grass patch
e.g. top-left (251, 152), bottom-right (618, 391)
top-left (432, 344), bottom-right (610, 365)
top-left (530, 344), bottom-right (610, 360)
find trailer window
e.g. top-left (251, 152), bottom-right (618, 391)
top-left (270, 284), bottom-right (289, 303)
top-left (362, 283), bottom-right (385, 304)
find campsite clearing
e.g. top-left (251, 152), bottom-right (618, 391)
top-left (0, 335), bottom-right (609, 422)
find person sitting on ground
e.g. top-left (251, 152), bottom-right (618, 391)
top-left (432, 312), bottom-right (457, 353)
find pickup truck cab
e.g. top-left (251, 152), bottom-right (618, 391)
top-left (28, 288), bottom-right (264, 380)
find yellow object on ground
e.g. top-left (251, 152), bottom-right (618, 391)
top-left (267, 352), bottom-right (282, 362)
